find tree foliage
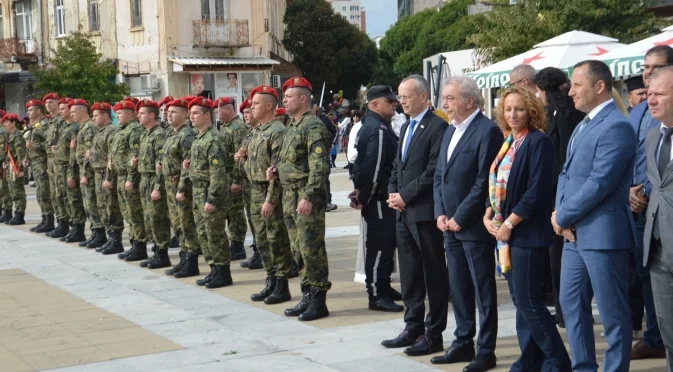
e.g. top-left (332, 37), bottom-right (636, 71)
top-left (283, 0), bottom-right (378, 99)
top-left (30, 30), bottom-right (128, 103)
top-left (471, 0), bottom-right (662, 64)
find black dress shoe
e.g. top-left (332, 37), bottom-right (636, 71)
top-left (463, 353), bottom-right (496, 372)
top-left (403, 335), bottom-right (443, 357)
top-left (368, 296), bottom-right (404, 312)
top-left (430, 345), bottom-right (475, 364)
top-left (381, 330), bottom-right (421, 349)
top-left (389, 287), bottom-right (402, 302)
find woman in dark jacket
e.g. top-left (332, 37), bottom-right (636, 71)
top-left (483, 86), bottom-right (570, 371)
top-left (533, 67), bottom-right (584, 328)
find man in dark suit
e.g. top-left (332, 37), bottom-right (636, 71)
top-left (552, 60), bottom-right (637, 372)
top-left (380, 74), bottom-right (449, 357)
top-left (430, 76), bottom-right (503, 371)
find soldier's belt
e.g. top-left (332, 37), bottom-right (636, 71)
top-left (169, 176), bottom-right (179, 184)
top-left (251, 180), bottom-right (270, 186)
top-left (280, 180), bottom-right (307, 190)
top-left (191, 180), bottom-right (209, 188)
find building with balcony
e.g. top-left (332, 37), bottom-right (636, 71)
top-left (327, 0), bottom-right (366, 32)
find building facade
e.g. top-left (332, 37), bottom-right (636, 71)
top-left (327, 0), bottom-right (366, 33)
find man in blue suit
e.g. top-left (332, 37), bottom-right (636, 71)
top-left (627, 46), bottom-right (671, 360)
top-left (552, 60), bottom-right (637, 372)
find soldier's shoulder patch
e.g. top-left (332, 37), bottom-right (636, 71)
top-left (315, 147), bottom-right (323, 155)
top-left (34, 122), bottom-right (42, 129)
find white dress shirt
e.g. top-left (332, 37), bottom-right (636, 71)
top-left (401, 108), bottom-right (429, 158)
top-left (347, 120), bottom-right (363, 163)
top-left (447, 108), bottom-right (480, 162)
top-left (587, 98), bottom-right (614, 120)
top-left (656, 123), bottom-right (673, 164)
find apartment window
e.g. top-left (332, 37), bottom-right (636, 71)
top-left (201, 0), bottom-right (229, 22)
top-left (0, 2), bottom-right (4, 39)
top-left (130, 0), bottom-right (142, 27)
top-left (15, 0), bottom-right (32, 40)
top-left (342, 6), bottom-right (346, 11)
top-left (350, 6), bottom-right (359, 11)
top-left (55, 0), bottom-right (66, 37)
top-left (89, 0), bottom-right (100, 31)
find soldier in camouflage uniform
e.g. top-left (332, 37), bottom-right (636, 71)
top-left (178, 97), bottom-right (232, 288)
top-left (0, 110), bottom-right (12, 223)
top-left (216, 97), bottom-right (248, 260)
top-left (131, 100), bottom-right (171, 269)
top-left (268, 77), bottom-right (331, 321)
top-left (161, 98), bottom-right (200, 278)
top-left (108, 100), bottom-right (147, 257)
top-left (3, 114), bottom-right (26, 225)
top-left (25, 100), bottom-right (55, 233)
top-left (90, 103), bottom-right (123, 252)
top-left (43, 93), bottom-right (66, 231)
top-left (243, 86), bottom-right (294, 305)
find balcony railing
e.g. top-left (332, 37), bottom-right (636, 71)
top-left (0, 37), bottom-right (38, 62)
top-left (193, 19), bottom-right (250, 48)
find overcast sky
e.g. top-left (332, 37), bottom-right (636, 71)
top-left (362, 0), bottom-right (397, 37)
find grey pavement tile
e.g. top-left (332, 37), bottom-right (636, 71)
top-left (298, 341), bottom-right (393, 365)
top-left (239, 318), bottom-right (315, 340)
top-left (328, 355), bottom-right (437, 372)
top-left (169, 328), bottom-right (236, 348)
top-left (144, 318), bottom-right (224, 337)
top-left (117, 349), bottom-right (216, 371)
top-left (211, 307), bottom-right (285, 328)
top-left (194, 337), bottom-right (283, 362)
top-left (73, 286), bottom-right (136, 301)
top-left (217, 351), bottom-right (329, 372)
top-left (43, 359), bottom-right (140, 372)
top-left (162, 361), bottom-right (232, 372)
top-left (264, 329), bottom-right (349, 351)
top-left (113, 306), bottom-right (194, 326)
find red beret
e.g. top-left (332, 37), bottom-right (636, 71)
top-left (250, 85), bottom-right (279, 101)
top-left (0, 110), bottom-right (6, 118)
top-left (58, 97), bottom-right (72, 105)
top-left (282, 77), bottom-right (312, 92)
top-left (125, 97), bottom-right (140, 105)
top-left (158, 96), bottom-right (174, 107)
top-left (68, 98), bottom-right (89, 109)
top-left (188, 97), bottom-right (213, 110)
top-left (43, 93), bottom-right (60, 102)
top-left (166, 99), bottom-right (189, 109)
top-left (239, 98), bottom-right (252, 114)
top-left (181, 95), bottom-right (197, 102)
top-left (91, 102), bottom-right (112, 112)
top-left (275, 108), bottom-right (287, 116)
top-left (2, 113), bottom-right (19, 122)
top-left (136, 99), bottom-right (160, 111)
top-left (25, 99), bottom-right (44, 109)
top-left (113, 100), bottom-right (136, 112)
top-left (214, 97), bottom-right (234, 107)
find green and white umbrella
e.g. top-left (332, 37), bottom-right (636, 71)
top-left (598, 25), bottom-right (673, 80)
top-left (467, 31), bottom-right (625, 89)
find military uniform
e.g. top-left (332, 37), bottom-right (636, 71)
top-left (0, 126), bottom-right (12, 221)
top-left (179, 123), bottom-right (231, 287)
top-left (5, 129), bottom-right (27, 216)
top-left (238, 125), bottom-right (259, 268)
top-left (45, 114), bottom-right (66, 223)
top-left (26, 117), bottom-right (54, 224)
top-left (76, 119), bottom-right (102, 234)
top-left (219, 114), bottom-right (248, 253)
top-left (55, 120), bottom-right (85, 228)
top-left (91, 121), bottom-right (123, 249)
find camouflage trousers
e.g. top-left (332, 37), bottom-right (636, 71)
top-left (94, 170), bottom-right (123, 232)
top-left (117, 172), bottom-right (147, 242)
top-left (48, 156), bottom-right (65, 219)
top-left (193, 182), bottom-right (230, 266)
top-left (165, 177), bottom-right (198, 254)
top-left (251, 183), bottom-right (292, 278)
top-left (139, 174), bottom-right (170, 248)
top-left (31, 160), bottom-right (53, 216)
top-left (223, 182), bottom-right (247, 243)
top-left (0, 177), bottom-right (12, 209)
top-left (8, 174), bottom-right (26, 212)
top-left (281, 183), bottom-right (331, 291)
top-left (242, 180), bottom-right (256, 245)
top-left (80, 171), bottom-right (102, 229)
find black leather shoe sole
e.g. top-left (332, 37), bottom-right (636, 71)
top-left (381, 336), bottom-right (419, 348)
top-left (430, 347), bottom-right (476, 364)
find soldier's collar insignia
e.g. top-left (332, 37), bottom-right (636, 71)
top-left (212, 159), bottom-right (219, 165)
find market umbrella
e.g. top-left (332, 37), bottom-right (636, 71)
top-left (468, 31), bottom-right (626, 89)
top-left (599, 25), bottom-right (673, 80)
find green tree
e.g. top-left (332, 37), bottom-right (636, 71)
top-left (283, 0), bottom-right (378, 99)
top-left (30, 30), bottom-right (128, 103)
top-left (471, 0), bottom-right (662, 64)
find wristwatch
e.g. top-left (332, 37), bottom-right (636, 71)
top-left (504, 220), bottom-right (514, 230)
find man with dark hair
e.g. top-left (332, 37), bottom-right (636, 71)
top-left (625, 76), bottom-right (647, 113)
top-left (627, 46), bottom-right (671, 360)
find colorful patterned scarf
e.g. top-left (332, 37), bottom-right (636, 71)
top-left (489, 129), bottom-right (528, 274)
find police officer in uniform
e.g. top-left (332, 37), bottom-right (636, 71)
top-left (349, 86), bottom-right (403, 312)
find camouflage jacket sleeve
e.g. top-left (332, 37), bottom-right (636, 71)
top-left (176, 133), bottom-right (194, 193)
top-left (13, 134), bottom-right (27, 172)
top-left (230, 125), bottom-right (247, 185)
top-left (266, 129), bottom-right (284, 205)
top-left (81, 126), bottom-right (96, 180)
top-left (303, 122), bottom-right (330, 205)
top-left (104, 128), bottom-right (116, 181)
top-left (206, 139), bottom-right (228, 205)
top-left (127, 127), bottom-right (143, 183)
top-left (152, 132), bottom-right (165, 189)
top-left (66, 124), bottom-right (79, 180)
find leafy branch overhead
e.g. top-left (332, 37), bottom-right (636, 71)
top-left (30, 30), bottom-right (128, 103)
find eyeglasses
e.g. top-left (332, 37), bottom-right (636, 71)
top-left (505, 78), bottom-right (526, 88)
top-left (641, 64), bottom-right (668, 72)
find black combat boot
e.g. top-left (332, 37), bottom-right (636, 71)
top-left (0, 208), bottom-right (13, 223)
top-left (368, 285), bottom-right (404, 312)
top-left (196, 264), bottom-right (216, 286)
top-left (101, 231), bottom-right (124, 255)
top-left (239, 244), bottom-right (257, 267)
top-left (65, 223), bottom-right (86, 243)
top-left (48, 219), bottom-right (69, 238)
top-left (59, 221), bottom-right (75, 241)
top-left (264, 277), bottom-right (291, 305)
top-left (125, 241), bottom-right (148, 262)
top-left (165, 251), bottom-right (186, 276)
top-left (147, 248), bottom-right (171, 269)
top-left (116, 239), bottom-right (134, 258)
top-left (251, 276), bottom-right (276, 302)
top-left (168, 235), bottom-right (179, 248)
top-left (205, 265), bottom-right (233, 289)
top-left (30, 214), bottom-right (45, 231)
top-left (230, 241), bottom-right (246, 261)
top-left (79, 228), bottom-right (97, 247)
top-left (240, 250), bottom-right (262, 269)
top-left (284, 285), bottom-right (310, 317)
top-left (85, 228), bottom-right (107, 249)
top-left (139, 246), bottom-right (155, 267)
top-left (174, 252), bottom-right (200, 278)
top-left (298, 287), bottom-right (329, 321)
top-left (39, 215), bottom-right (57, 234)
top-left (7, 211), bottom-right (25, 225)
top-left (288, 261), bottom-right (299, 279)
top-left (97, 232), bottom-right (116, 253)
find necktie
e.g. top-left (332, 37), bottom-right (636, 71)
top-left (658, 127), bottom-right (673, 177)
top-left (402, 119), bottom-right (417, 162)
top-left (571, 116), bottom-right (590, 151)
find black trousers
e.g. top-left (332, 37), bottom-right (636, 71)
top-left (397, 213), bottom-right (448, 339)
top-left (549, 234), bottom-right (564, 324)
top-left (362, 194), bottom-right (396, 297)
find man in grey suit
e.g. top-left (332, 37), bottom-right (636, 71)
top-left (643, 66), bottom-right (673, 371)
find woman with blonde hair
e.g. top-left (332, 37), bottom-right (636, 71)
top-left (483, 86), bottom-right (571, 370)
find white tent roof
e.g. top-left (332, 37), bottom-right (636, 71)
top-left (599, 25), bottom-right (673, 79)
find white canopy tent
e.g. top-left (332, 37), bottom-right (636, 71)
top-left (599, 25), bottom-right (673, 80)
